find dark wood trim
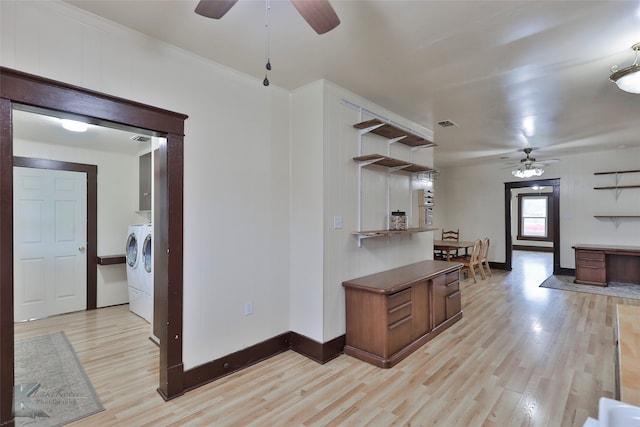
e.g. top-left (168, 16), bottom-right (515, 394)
top-left (96, 255), bottom-right (126, 265)
top-left (157, 133), bottom-right (185, 400)
top-left (513, 245), bottom-right (554, 253)
top-left (153, 149), bottom-right (161, 340)
top-left (290, 332), bottom-right (345, 364)
top-left (183, 333), bottom-right (291, 393)
top-left (3, 68), bottom-right (186, 136)
top-left (0, 98), bottom-right (15, 427)
top-left (183, 331), bottom-right (346, 394)
top-left (505, 179), bottom-right (561, 275)
top-left (12, 156), bottom-right (98, 310)
top-left (1, 66), bottom-right (187, 424)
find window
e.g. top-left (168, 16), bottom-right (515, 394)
top-left (518, 194), bottom-right (552, 241)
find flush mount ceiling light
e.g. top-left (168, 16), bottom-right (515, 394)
top-left (60, 119), bottom-right (88, 132)
top-left (610, 43), bottom-right (640, 93)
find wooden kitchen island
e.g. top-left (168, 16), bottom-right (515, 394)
top-left (342, 260), bottom-right (463, 368)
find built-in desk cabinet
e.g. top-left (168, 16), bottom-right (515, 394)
top-left (573, 244), bottom-right (640, 286)
top-left (343, 260), bottom-right (462, 368)
top-left (574, 247), bottom-right (606, 286)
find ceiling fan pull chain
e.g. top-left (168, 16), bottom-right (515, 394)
top-left (263, 0), bottom-right (271, 86)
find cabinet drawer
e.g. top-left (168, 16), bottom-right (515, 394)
top-left (387, 288), bottom-right (412, 309)
top-left (388, 301), bottom-right (412, 325)
top-left (577, 251), bottom-right (605, 262)
top-left (445, 271), bottom-right (459, 284)
top-left (445, 291), bottom-right (462, 319)
top-left (445, 280), bottom-right (459, 294)
top-left (577, 259), bottom-right (605, 269)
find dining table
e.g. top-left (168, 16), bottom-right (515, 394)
top-left (433, 240), bottom-right (475, 261)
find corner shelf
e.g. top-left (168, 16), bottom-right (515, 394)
top-left (353, 119), bottom-right (436, 148)
top-left (352, 117), bottom-right (437, 247)
top-left (353, 154), bottom-right (435, 174)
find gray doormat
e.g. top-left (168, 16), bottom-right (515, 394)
top-left (14, 331), bottom-right (104, 426)
top-left (540, 275), bottom-right (640, 300)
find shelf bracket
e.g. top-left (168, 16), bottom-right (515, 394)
top-left (356, 157), bottom-right (385, 168)
top-left (388, 165), bottom-right (411, 172)
top-left (387, 136), bottom-right (407, 145)
top-left (357, 123), bottom-right (385, 135)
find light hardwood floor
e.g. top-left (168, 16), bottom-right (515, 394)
top-left (15, 251), bottom-right (640, 426)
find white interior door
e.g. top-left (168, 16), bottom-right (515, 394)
top-left (13, 167), bottom-right (87, 322)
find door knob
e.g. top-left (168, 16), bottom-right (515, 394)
top-left (78, 246), bottom-right (86, 252)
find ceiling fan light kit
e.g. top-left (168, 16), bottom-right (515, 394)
top-left (512, 164), bottom-right (544, 178)
top-left (610, 43), bottom-right (640, 94)
top-left (512, 147), bottom-right (545, 178)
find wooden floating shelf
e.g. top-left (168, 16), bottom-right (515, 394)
top-left (353, 227), bottom-right (438, 238)
top-left (96, 255), bottom-right (126, 265)
top-left (353, 154), bottom-right (435, 174)
top-left (594, 215), bottom-right (640, 218)
top-left (593, 185), bottom-right (640, 190)
top-left (594, 169), bottom-right (640, 175)
top-left (354, 119), bottom-right (436, 148)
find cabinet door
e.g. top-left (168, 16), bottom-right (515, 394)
top-left (432, 275), bottom-right (447, 328)
top-left (411, 280), bottom-right (430, 339)
top-left (139, 152), bottom-right (152, 211)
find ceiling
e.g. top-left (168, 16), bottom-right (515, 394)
top-left (44, 1), bottom-right (640, 167)
top-left (13, 109), bottom-right (148, 156)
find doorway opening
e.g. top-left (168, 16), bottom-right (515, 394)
top-left (1, 66), bottom-right (187, 426)
top-left (504, 178), bottom-right (560, 274)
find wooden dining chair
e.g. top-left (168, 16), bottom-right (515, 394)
top-left (435, 228), bottom-right (460, 259)
top-left (479, 237), bottom-right (492, 277)
top-left (451, 239), bottom-right (484, 283)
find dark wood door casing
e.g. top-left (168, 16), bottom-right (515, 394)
top-left (1, 66), bottom-right (188, 427)
top-left (504, 178), bottom-right (561, 273)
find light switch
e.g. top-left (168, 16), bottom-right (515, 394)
top-left (333, 215), bottom-right (343, 229)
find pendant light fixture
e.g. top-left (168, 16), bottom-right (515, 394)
top-left (610, 43), bottom-right (640, 94)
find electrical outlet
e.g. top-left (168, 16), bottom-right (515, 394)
top-left (244, 300), bottom-right (253, 316)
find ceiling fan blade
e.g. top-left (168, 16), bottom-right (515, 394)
top-left (290, 0), bottom-right (340, 34)
top-left (195, 0), bottom-right (238, 19)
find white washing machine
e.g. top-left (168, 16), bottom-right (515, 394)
top-left (140, 223), bottom-right (153, 323)
top-left (126, 224), bottom-right (149, 321)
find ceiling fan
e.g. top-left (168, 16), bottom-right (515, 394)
top-left (509, 148), bottom-right (559, 178)
top-left (195, 0), bottom-right (341, 34)
top-left (515, 148), bottom-right (559, 167)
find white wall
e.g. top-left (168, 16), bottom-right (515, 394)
top-left (2, 0), bottom-right (291, 370)
top-left (438, 147), bottom-right (640, 269)
top-left (13, 138), bottom-right (140, 307)
top-left (4, 0), bottom-right (445, 365)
